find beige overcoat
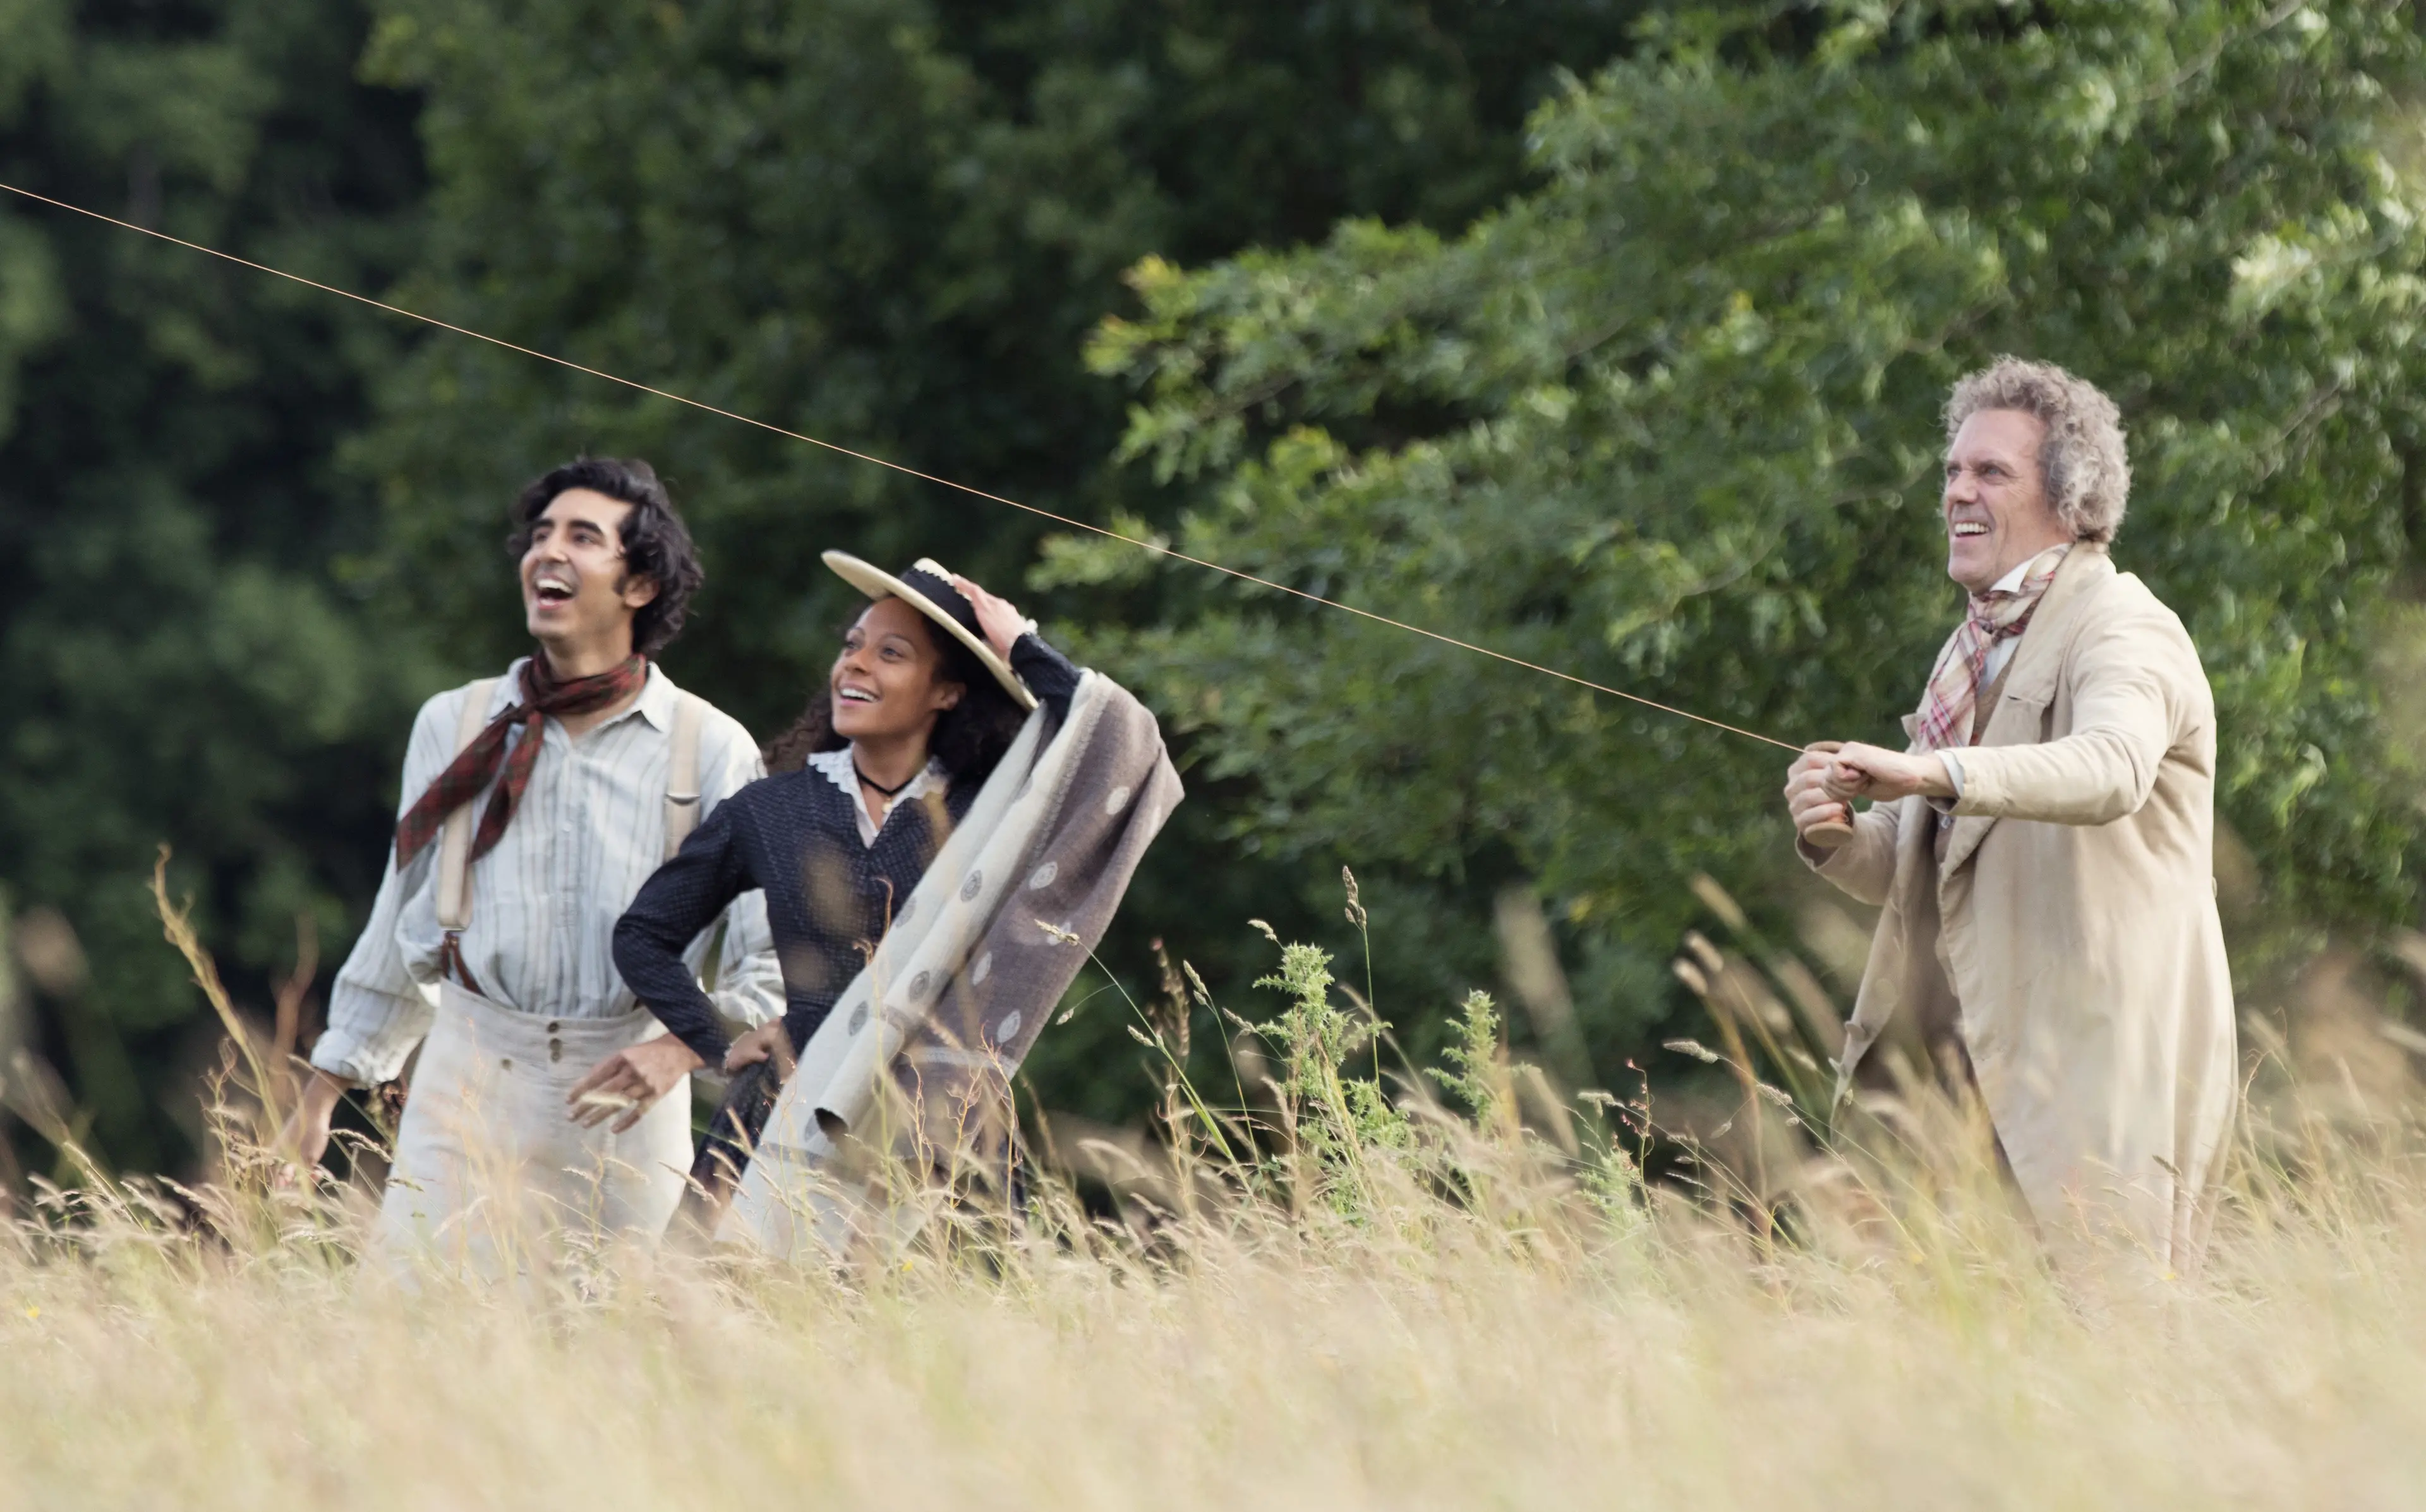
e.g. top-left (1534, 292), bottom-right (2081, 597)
top-left (1809, 544), bottom-right (2236, 1268)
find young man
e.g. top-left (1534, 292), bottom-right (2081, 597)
top-left (281, 457), bottom-right (780, 1255)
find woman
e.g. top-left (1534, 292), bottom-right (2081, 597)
top-left (610, 555), bottom-right (1082, 1188)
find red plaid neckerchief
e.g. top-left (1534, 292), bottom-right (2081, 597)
top-left (394, 654), bottom-right (650, 866)
top-left (1911, 545), bottom-right (2070, 753)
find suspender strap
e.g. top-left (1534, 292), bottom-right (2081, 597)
top-left (433, 678), bottom-right (498, 932)
top-left (662, 692), bottom-right (723, 1001)
top-left (433, 677), bottom-right (500, 995)
top-left (664, 690), bottom-right (706, 861)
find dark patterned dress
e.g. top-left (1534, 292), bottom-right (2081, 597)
top-left (611, 634), bottom-right (1080, 1185)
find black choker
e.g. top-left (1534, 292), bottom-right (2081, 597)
top-left (852, 759), bottom-right (914, 798)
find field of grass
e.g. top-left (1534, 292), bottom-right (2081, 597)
top-left (5, 923), bottom-right (2426, 1510)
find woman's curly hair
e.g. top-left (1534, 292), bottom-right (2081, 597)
top-left (762, 603), bottom-right (1028, 785)
top-left (1945, 357), bottom-right (2132, 544)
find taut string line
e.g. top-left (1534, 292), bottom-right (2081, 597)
top-left (0, 179), bottom-right (1801, 755)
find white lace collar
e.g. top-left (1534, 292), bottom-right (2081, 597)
top-left (805, 746), bottom-right (946, 848)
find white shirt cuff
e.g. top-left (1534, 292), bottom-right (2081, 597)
top-left (1924, 750), bottom-right (1966, 815)
top-left (310, 985), bottom-right (433, 1085)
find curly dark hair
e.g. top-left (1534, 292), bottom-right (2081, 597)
top-left (507, 457), bottom-right (704, 657)
top-left (763, 604), bottom-right (1029, 786)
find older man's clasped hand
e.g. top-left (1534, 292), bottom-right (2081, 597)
top-left (1783, 742), bottom-right (1955, 840)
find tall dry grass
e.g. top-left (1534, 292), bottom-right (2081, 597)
top-left (5, 882), bottom-right (2426, 1509)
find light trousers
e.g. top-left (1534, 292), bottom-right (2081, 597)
top-left (377, 978), bottom-right (691, 1269)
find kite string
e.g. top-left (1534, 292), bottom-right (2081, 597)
top-left (0, 179), bottom-right (1803, 755)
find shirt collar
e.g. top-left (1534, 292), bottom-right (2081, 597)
top-left (488, 661), bottom-right (525, 718)
top-left (807, 746), bottom-right (945, 793)
top-left (805, 746), bottom-right (857, 798)
top-left (631, 661), bottom-right (678, 731)
top-left (806, 746), bottom-right (946, 845)
top-left (1988, 542), bottom-right (2072, 594)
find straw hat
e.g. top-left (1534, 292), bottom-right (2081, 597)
top-left (822, 550), bottom-right (1037, 711)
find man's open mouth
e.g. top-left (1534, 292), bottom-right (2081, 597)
top-left (1950, 522), bottom-right (1989, 539)
top-left (533, 576), bottom-right (576, 604)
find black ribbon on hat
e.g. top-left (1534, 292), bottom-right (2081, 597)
top-left (897, 563), bottom-right (987, 647)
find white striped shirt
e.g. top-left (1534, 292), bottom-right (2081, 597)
top-left (313, 659), bottom-right (784, 1084)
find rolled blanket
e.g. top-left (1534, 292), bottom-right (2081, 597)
top-left (720, 668), bottom-right (1181, 1259)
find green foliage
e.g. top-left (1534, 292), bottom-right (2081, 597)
top-left (1246, 932), bottom-right (1405, 1215)
top-left (13, 0), bottom-right (2426, 1180)
top-left (0, 0), bottom-right (426, 1169)
top-left (348, 0), bottom-right (1651, 717)
top-left (0, 0), bottom-right (1651, 1172)
top-left (1432, 988), bottom-right (1508, 1126)
top-left (1087, 1), bottom-right (2426, 1075)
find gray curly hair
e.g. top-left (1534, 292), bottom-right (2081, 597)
top-left (1944, 357), bottom-right (2131, 543)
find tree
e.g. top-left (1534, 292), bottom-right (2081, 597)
top-left (1083, 1), bottom-right (2426, 1069)
top-left (0, 0), bottom-right (423, 1171)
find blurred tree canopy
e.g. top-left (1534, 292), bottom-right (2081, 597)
top-left (1082, 0), bottom-right (2426, 1062)
top-left (0, 0), bottom-right (1650, 1167)
top-left (8, 0), bottom-right (2426, 1173)
top-left (351, 0), bottom-right (1650, 707)
top-left (0, 0), bottom-right (423, 1171)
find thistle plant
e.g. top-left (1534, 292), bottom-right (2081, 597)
top-left (1248, 924), bottom-right (1408, 1217)
top-left (1430, 989), bottom-right (1511, 1133)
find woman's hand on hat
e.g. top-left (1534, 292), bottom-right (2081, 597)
top-left (951, 573), bottom-right (1035, 662)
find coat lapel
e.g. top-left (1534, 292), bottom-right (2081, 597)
top-left (1937, 545), bottom-right (2115, 879)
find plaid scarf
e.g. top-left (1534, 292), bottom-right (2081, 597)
top-left (1911, 545), bottom-right (2070, 753)
top-left (394, 654), bottom-right (650, 866)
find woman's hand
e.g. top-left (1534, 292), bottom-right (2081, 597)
top-left (951, 573), bottom-right (1035, 662)
top-left (723, 1018), bottom-right (797, 1080)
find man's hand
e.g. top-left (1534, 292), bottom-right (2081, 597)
top-left (567, 1036), bottom-right (704, 1133)
top-left (723, 1019), bottom-right (797, 1080)
top-left (274, 1068), bottom-right (354, 1180)
top-left (1820, 741), bottom-right (1955, 805)
top-left (950, 573), bottom-right (1034, 662)
top-left (1784, 746), bottom-right (1857, 838)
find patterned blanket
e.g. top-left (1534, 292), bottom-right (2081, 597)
top-left (718, 669), bottom-right (1181, 1259)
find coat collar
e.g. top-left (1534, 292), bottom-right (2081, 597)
top-left (1938, 543), bottom-right (2115, 879)
top-left (1988, 544), bottom-right (2111, 711)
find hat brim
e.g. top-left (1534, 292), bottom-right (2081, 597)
top-left (822, 550), bottom-right (1038, 711)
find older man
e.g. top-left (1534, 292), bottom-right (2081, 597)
top-left (1784, 357), bottom-right (2235, 1272)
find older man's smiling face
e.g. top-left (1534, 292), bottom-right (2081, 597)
top-left (1941, 408), bottom-right (2072, 594)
